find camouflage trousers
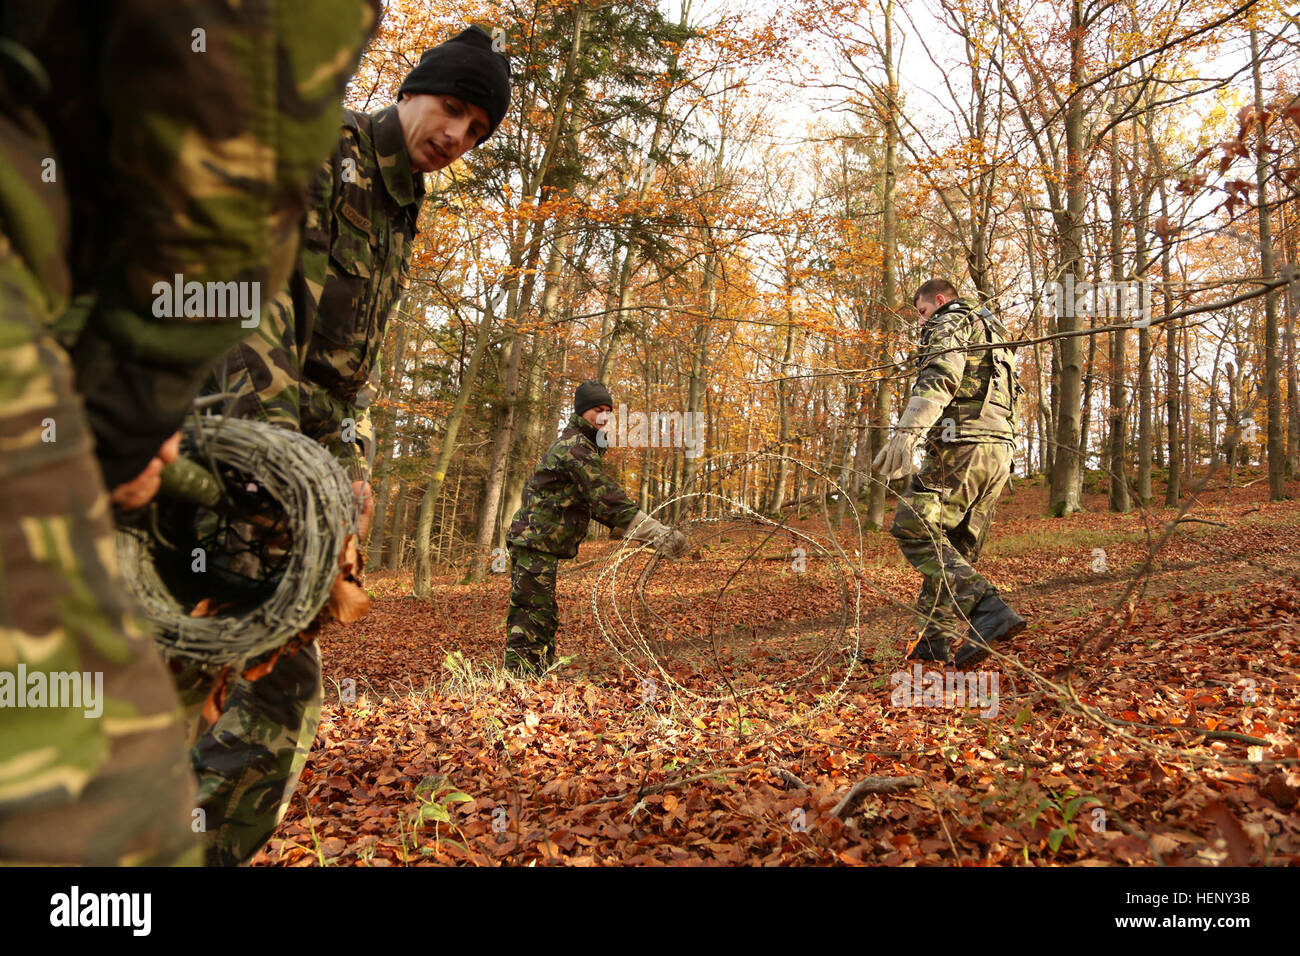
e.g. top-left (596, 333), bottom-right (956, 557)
top-left (172, 641), bottom-right (322, 866)
top-left (505, 545), bottom-right (560, 672)
top-left (889, 441), bottom-right (1013, 651)
top-left (0, 252), bottom-right (200, 865)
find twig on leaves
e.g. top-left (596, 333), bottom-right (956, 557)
top-left (830, 776), bottom-right (922, 819)
top-left (767, 766), bottom-right (810, 790)
top-left (594, 766), bottom-right (752, 805)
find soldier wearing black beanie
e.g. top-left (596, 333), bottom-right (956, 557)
top-left (502, 380), bottom-right (692, 676)
top-left (574, 380), bottom-right (614, 417)
top-left (199, 25), bottom-right (515, 834)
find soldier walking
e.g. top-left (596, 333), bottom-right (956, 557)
top-left (505, 381), bottom-right (690, 675)
top-left (874, 279), bottom-right (1027, 668)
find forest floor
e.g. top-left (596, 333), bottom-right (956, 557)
top-left (254, 470), bottom-right (1300, 866)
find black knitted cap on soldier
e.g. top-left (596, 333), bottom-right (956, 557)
top-left (397, 26), bottom-right (511, 145)
top-left (574, 381), bottom-right (614, 417)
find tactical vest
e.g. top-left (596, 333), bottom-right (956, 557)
top-left (926, 301), bottom-right (1020, 444)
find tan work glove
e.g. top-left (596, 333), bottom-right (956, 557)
top-left (626, 510), bottom-right (690, 558)
top-left (872, 396), bottom-right (946, 480)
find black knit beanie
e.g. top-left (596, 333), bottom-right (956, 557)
top-left (575, 381), bottom-right (614, 417)
top-left (397, 26), bottom-right (511, 144)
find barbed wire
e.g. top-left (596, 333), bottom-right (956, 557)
top-left (591, 455), bottom-right (870, 731)
top-left (119, 415), bottom-right (356, 668)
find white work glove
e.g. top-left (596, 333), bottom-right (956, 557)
top-left (625, 510), bottom-right (690, 558)
top-left (657, 529), bottom-right (690, 559)
top-left (872, 396), bottom-right (946, 480)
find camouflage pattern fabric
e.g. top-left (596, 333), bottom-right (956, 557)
top-left (505, 546), bottom-right (560, 674)
top-left (172, 644), bottom-right (321, 866)
top-left (506, 414), bottom-right (641, 559)
top-left (0, 250), bottom-right (200, 865)
top-left (889, 441), bottom-right (1012, 657)
top-left (889, 294), bottom-right (1020, 659)
top-left (193, 101), bottom-right (418, 864)
top-left (0, 0), bottom-right (378, 864)
top-left (213, 104), bottom-right (425, 483)
top-left (912, 297), bottom-right (1021, 446)
top-left (8, 0), bottom-right (384, 490)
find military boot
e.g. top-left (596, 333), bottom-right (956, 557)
top-left (954, 589), bottom-right (1026, 668)
top-left (504, 644), bottom-right (558, 678)
top-left (907, 632), bottom-right (954, 666)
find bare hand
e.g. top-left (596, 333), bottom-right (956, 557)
top-left (352, 480), bottom-right (375, 539)
top-left (110, 431), bottom-right (181, 509)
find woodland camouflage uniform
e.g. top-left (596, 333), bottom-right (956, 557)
top-left (195, 28), bottom-right (510, 863)
top-left (889, 296), bottom-right (1022, 660)
top-left (214, 104), bottom-right (426, 484)
top-left (505, 414), bottom-right (642, 671)
top-left (0, 0), bottom-right (377, 864)
top-left (190, 105), bottom-right (423, 865)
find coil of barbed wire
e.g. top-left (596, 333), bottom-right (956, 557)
top-left (592, 453), bottom-right (879, 724)
top-left (117, 414), bottom-right (356, 667)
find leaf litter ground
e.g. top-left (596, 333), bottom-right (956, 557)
top-left (255, 475), bottom-right (1300, 866)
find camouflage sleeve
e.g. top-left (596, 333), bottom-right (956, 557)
top-left (911, 309), bottom-right (976, 407)
top-left (220, 123), bottom-right (349, 433)
top-left (298, 317), bottom-right (377, 484)
top-left (215, 288), bottom-right (304, 431)
top-left (289, 123), bottom-right (375, 478)
top-left (67, 0), bottom-right (380, 489)
top-left (565, 442), bottom-right (641, 531)
top-left (298, 389), bottom-right (368, 482)
top-left (343, 324), bottom-right (382, 484)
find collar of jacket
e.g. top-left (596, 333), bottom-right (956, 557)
top-left (371, 104), bottom-right (426, 210)
top-left (929, 296), bottom-right (976, 323)
top-left (568, 412), bottom-right (603, 450)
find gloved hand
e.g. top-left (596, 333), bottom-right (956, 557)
top-left (872, 396), bottom-right (946, 480)
top-left (657, 529), bottom-right (690, 559)
top-left (626, 510), bottom-right (690, 559)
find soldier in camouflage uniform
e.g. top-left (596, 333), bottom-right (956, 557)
top-left (216, 26), bottom-right (511, 503)
top-left (874, 279), bottom-right (1028, 668)
top-left (0, 0), bottom-right (378, 864)
top-left (185, 27), bottom-right (511, 864)
top-left (504, 381), bottom-right (691, 675)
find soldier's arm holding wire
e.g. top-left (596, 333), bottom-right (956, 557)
top-left (565, 442), bottom-right (641, 531)
top-left (565, 444), bottom-right (689, 558)
top-left (303, 135), bottom-right (377, 529)
top-left (221, 138), bottom-right (347, 436)
top-left (873, 309), bottom-right (977, 480)
top-left (218, 136), bottom-right (376, 531)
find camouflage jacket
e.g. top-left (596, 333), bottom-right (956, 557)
top-left (213, 104), bottom-right (425, 482)
top-left (0, 0), bottom-right (379, 489)
top-left (507, 414), bottom-right (642, 559)
top-left (912, 297), bottom-right (1021, 446)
